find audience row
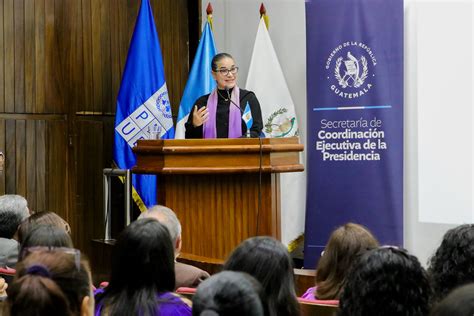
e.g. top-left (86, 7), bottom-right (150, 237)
top-left (1, 193), bottom-right (474, 316)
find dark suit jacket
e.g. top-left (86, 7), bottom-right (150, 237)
top-left (175, 262), bottom-right (210, 289)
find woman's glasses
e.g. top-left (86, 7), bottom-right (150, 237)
top-left (215, 66), bottom-right (239, 76)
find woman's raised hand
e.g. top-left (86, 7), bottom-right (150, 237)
top-left (192, 105), bottom-right (209, 127)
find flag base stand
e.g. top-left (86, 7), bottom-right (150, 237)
top-left (102, 168), bottom-right (132, 240)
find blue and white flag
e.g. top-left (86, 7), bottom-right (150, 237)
top-left (175, 21), bottom-right (217, 139)
top-left (242, 102), bottom-right (253, 131)
top-left (113, 0), bottom-right (174, 211)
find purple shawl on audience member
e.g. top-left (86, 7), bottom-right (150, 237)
top-left (94, 288), bottom-right (191, 316)
top-left (203, 87), bottom-right (242, 138)
top-left (301, 286), bottom-right (317, 300)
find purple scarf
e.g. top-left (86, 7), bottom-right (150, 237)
top-left (94, 289), bottom-right (192, 316)
top-left (203, 87), bottom-right (242, 138)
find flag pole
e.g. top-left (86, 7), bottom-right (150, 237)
top-left (260, 3), bottom-right (269, 29)
top-left (206, 2), bottom-right (214, 31)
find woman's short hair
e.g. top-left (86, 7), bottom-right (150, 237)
top-left (0, 194), bottom-right (29, 238)
top-left (19, 225), bottom-right (73, 259)
top-left (211, 53), bottom-right (234, 71)
top-left (339, 247), bottom-right (431, 316)
top-left (430, 283), bottom-right (474, 316)
top-left (192, 271), bottom-right (265, 316)
top-left (96, 218), bottom-right (176, 315)
top-left (223, 236), bottom-right (299, 316)
top-left (315, 222), bottom-right (379, 299)
top-left (428, 224), bottom-right (474, 302)
top-left (18, 211), bottom-right (71, 244)
top-left (6, 249), bottom-right (92, 316)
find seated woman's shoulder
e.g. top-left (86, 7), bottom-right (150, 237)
top-left (157, 292), bottom-right (192, 315)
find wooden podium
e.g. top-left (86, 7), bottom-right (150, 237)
top-left (133, 137), bottom-right (304, 263)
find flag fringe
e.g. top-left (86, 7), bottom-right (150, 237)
top-left (113, 160), bottom-right (148, 213)
top-left (263, 15), bottom-right (269, 29)
top-left (287, 233), bottom-right (304, 253)
top-left (115, 174), bottom-right (148, 213)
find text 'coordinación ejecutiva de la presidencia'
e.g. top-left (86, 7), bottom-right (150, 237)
top-left (315, 117), bottom-right (388, 161)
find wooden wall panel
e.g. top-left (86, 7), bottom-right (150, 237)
top-left (35, 120), bottom-right (46, 211)
top-left (14, 0), bottom-right (25, 113)
top-left (90, 0), bottom-right (104, 113)
top-left (0, 1), bottom-right (4, 112)
top-left (99, 0), bottom-right (112, 114)
top-left (58, 0), bottom-right (81, 114)
top-left (80, 0), bottom-right (92, 112)
top-left (0, 0), bottom-right (196, 262)
top-left (44, 0), bottom-right (65, 114)
top-left (0, 118), bottom-right (67, 214)
top-left (34, 0), bottom-right (45, 113)
top-left (4, 0), bottom-right (14, 113)
top-left (25, 0), bottom-right (35, 113)
top-left (109, 2), bottom-right (121, 113)
top-left (46, 120), bottom-right (68, 218)
top-left (0, 120), bottom-right (5, 192)
top-left (15, 120), bottom-right (26, 196)
top-left (5, 120), bottom-right (15, 192)
top-left (26, 120), bottom-right (36, 207)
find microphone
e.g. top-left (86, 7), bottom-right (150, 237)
top-left (225, 86), bottom-right (243, 114)
top-left (225, 86), bottom-right (253, 138)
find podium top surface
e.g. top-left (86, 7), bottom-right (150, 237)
top-left (132, 137), bottom-right (304, 174)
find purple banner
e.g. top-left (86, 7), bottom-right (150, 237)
top-left (303, 0), bottom-right (403, 267)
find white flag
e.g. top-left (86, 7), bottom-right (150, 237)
top-left (246, 18), bottom-right (299, 138)
top-left (246, 17), bottom-right (305, 247)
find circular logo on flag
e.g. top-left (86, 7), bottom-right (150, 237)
top-left (156, 90), bottom-right (173, 119)
top-left (325, 41), bottom-right (377, 99)
top-left (264, 108), bottom-right (297, 138)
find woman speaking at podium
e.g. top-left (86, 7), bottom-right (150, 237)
top-left (185, 53), bottom-right (263, 139)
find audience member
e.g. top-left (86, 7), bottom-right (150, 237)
top-left (19, 225), bottom-right (73, 259)
top-left (138, 205), bottom-right (210, 288)
top-left (18, 211), bottom-right (71, 244)
top-left (428, 224), bottom-right (474, 302)
top-left (430, 283), bottom-right (474, 316)
top-left (0, 195), bottom-right (30, 268)
top-left (223, 236), bottom-right (299, 316)
top-left (339, 247), bottom-right (432, 316)
top-left (6, 249), bottom-right (93, 316)
top-left (94, 218), bottom-right (191, 315)
top-left (192, 271), bottom-right (266, 316)
top-left (302, 222), bottom-right (379, 300)
top-left (0, 277), bottom-right (7, 301)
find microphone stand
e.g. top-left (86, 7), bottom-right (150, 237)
top-left (225, 88), bottom-right (261, 233)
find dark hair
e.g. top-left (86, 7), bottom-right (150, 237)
top-left (0, 195), bottom-right (29, 238)
top-left (192, 271), bottom-right (265, 316)
top-left (0, 211), bottom-right (23, 238)
top-left (211, 53), bottom-right (234, 71)
top-left (18, 211), bottom-right (71, 244)
top-left (19, 225), bottom-right (73, 259)
top-left (339, 247), bottom-right (432, 316)
top-left (96, 218), bottom-right (176, 315)
top-left (7, 250), bottom-right (91, 316)
top-left (428, 224), bottom-right (474, 302)
top-left (223, 237), bottom-right (299, 316)
top-left (430, 283), bottom-right (474, 316)
top-left (315, 223), bottom-right (379, 299)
